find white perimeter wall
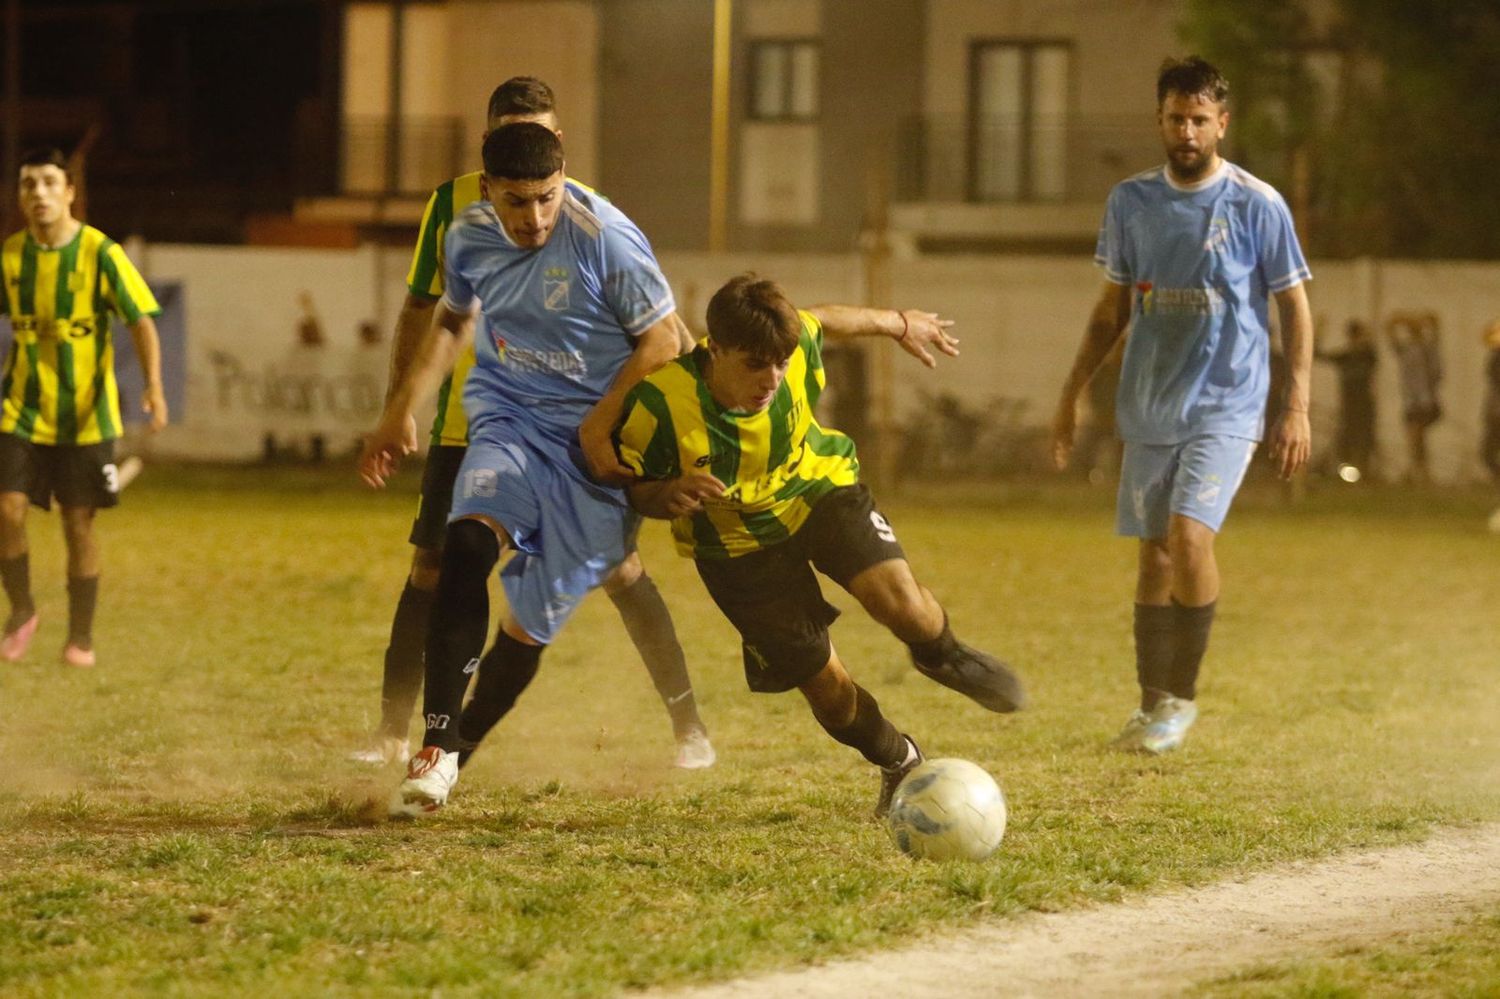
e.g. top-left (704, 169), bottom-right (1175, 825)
top-left (134, 243), bottom-right (1500, 483)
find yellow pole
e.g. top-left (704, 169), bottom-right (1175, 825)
top-left (709, 0), bottom-right (732, 252)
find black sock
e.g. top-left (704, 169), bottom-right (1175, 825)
top-left (456, 631), bottom-right (545, 767)
top-left (67, 576), bottom-right (99, 648)
top-left (608, 574), bottom-right (702, 736)
top-left (821, 685), bottom-right (907, 768)
top-left (1169, 598), bottom-right (1217, 701)
top-left (907, 613), bottom-right (958, 669)
top-left (379, 581), bottom-right (436, 737)
top-left (0, 553), bottom-right (34, 630)
top-left (422, 521), bottom-right (499, 753)
top-left (1134, 603), bottom-right (1175, 711)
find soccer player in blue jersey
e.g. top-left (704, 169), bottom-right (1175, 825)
top-left (360, 122), bottom-right (698, 814)
top-left (1050, 57), bottom-right (1313, 754)
top-left (351, 77), bottom-right (712, 773)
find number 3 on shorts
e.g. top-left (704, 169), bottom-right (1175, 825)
top-left (870, 511), bottom-right (897, 543)
top-left (102, 463), bottom-right (120, 494)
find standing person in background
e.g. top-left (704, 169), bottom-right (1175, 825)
top-left (350, 78), bottom-right (713, 771)
top-left (1386, 310), bottom-right (1443, 485)
top-left (1050, 57), bottom-right (1313, 755)
top-left (1480, 320), bottom-right (1500, 532)
top-left (0, 147), bottom-right (168, 667)
top-left (1315, 319), bottom-right (1379, 480)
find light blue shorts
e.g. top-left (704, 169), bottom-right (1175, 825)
top-left (1116, 434), bottom-right (1257, 538)
top-left (449, 425), bottom-right (637, 644)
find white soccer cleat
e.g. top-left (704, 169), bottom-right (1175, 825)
top-left (674, 727), bottom-right (717, 770)
top-left (1140, 695), bottom-right (1199, 755)
top-left (349, 734), bottom-right (411, 766)
top-left (1110, 708), bottom-right (1153, 751)
top-left (389, 745), bottom-right (459, 817)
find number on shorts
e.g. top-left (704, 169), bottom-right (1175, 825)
top-left (463, 468), bottom-right (498, 498)
top-left (870, 511), bottom-right (897, 543)
top-left (102, 463), bottom-right (120, 494)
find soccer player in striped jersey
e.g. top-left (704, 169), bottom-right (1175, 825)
top-left (1050, 57), bottom-right (1313, 755)
top-left (0, 148), bottom-right (168, 667)
top-left (352, 78), bottom-right (713, 771)
top-left (616, 275), bottom-right (1026, 817)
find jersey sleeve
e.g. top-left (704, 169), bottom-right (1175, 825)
top-left (1093, 186), bottom-right (1132, 285)
top-left (598, 220), bottom-right (676, 336)
top-left (616, 380), bottom-right (681, 480)
top-left (100, 243), bottom-right (162, 322)
top-left (437, 225), bottom-right (477, 315)
top-left (1255, 192), bottom-right (1312, 293)
top-left (796, 311), bottom-right (827, 409)
top-left (405, 182), bottom-right (452, 300)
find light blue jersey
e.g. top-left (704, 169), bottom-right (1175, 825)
top-left (440, 180), bottom-right (676, 448)
top-left (1097, 161), bottom-right (1311, 445)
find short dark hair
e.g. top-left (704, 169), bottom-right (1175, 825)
top-left (1156, 56), bottom-right (1229, 107)
top-left (706, 274), bottom-right (802, 362)
top-left (18, 146), bottom-right (70, 181)
top-left (487, 76), bottom-right (556, 122)
top-left (482, 122), bottom-right (564, 181)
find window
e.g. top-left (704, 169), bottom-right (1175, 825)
top-left (969, 41), bottom-right (1071, 201)
top-left (749, 40), bottom-right (820, 121)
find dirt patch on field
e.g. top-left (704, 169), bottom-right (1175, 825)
top-left (650, 824), bottom-right (1500, 998)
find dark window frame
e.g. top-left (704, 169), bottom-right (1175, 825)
top-left (747, 38), bottom-right (822, 123)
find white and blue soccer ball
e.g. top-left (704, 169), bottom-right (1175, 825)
top-left (886, 758), bottom-right (1007, 861)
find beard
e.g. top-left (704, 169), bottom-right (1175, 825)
top-left (1167, 145), bottom-right (1216, 182)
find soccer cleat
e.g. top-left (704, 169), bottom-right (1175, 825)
top-left (389, 745), bottom-right (459, 817)
top-left (61, 643), bottom-right (96, 668)
top-left (913, 642), bottom-right (1027, 713)
top-left (0, 613), bottom-right (38, 662)
top-left (875, 735), bottom-right (924, 819)
top-left (1140, 696), bottom-right (1199, 755)
top-left (1110, 708), bottom-right (1153, 751)
top-left (349, 734), bottom-right (411, 766)
top-left (674, 726), bottom-right (717, 770)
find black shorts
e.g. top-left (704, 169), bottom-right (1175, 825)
top-left (408, 444), bottom-right (467, 549)
top-left (694, 484), bottom-right (906, 693)
top-left (0, 434), bottom-right (120, 511)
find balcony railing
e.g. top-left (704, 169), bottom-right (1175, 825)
top-left (896, 113), bottom-right (1167, 204)
top-left (339, 115), bottom-right (466, 198)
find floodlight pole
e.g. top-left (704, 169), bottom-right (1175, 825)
top-left (2, 0), bottom-right (19, 234)
top-left (384, 0), bottom-right (406, 197)
top-left (708, 0), bottom-right (732, 253)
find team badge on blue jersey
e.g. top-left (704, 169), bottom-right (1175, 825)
top-left (543, 266), bottom-right (570, 312)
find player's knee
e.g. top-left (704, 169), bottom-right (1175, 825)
top-left (854, 570), bottom-right (927, 632)
top-left (601, 551), bottom-right (644, 595)
top-left (1167, 519), bottom-right (1214, 571)
top-left (409, 546), bottom-right (443, 591)
top-left (441, 518), bottom-right (500, 578)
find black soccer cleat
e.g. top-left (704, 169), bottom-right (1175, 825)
top-left (875, 735), bottom-right (924, 819)
top-left (913, 642), bottom-right (1027, 713)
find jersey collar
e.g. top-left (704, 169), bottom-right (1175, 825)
top-left (1161, 159), bottom-right (1228, 193)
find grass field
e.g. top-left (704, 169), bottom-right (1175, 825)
top-left (1, 465), bottom-right (1497, 997)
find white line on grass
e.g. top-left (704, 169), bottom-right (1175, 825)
top-left (647, 824), bottom-right (1500, 999)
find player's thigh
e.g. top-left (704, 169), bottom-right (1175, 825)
top-left (0, 434), bottom-right (42, 515)
top-left (448, 438), bottom-right (541, 548)
top-left (1167, 435), bottom-right (1256, 533)
top-left (49, 441), bottom-right (119, 512)
top-left (695, 542), bottom-right (839, 694)
top-left (408, 444), bottom-right (467, 550)
top-left (1116, 442), bottom-right (1177, 540)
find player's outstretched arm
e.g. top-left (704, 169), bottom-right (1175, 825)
top-left (127, 315), bottom-right (168, 432)
top-left (579, 315), bottom-right (684, 485)
top-left (628, 473), bottom-right (727, 520)
top-left (1050, 281), bottom-right (1131, 471)
top-left (1268, 282), bottom-right (1314, 480)
top-left (807, 305), bottom-right (959, 369)
top-left (359, 302), bottom-right (471, 489)
top-left (383, 292), bottom-right (439, 445)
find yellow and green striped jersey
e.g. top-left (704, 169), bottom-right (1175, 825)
top-left (617, 310), bottom-right (859, 559)
top-left (0, 225), bottom-right (160, 445)
top-left (406, 171), bottom-right (604, 447)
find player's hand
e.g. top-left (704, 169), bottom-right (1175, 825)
top-left (359, 415), bottom-right (415, 489)
top-left (660, 473), bottom-right (726, 516)
top-left (142, 383), bottom-right (168, 432)
top-left (895, 310), bottom-right (959, 369)
top-left (1049, 399), bottom-right (1077, 471)
top-left (1269, 408), bottom-right (1311, 480)
top-left (578, 408), bottom-right (635, 485)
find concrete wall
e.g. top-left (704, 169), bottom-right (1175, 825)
top-left (130, 241), bottom-right (1500, 483)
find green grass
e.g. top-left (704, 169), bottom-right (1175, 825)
top-left (1192, 909), bottom-right (1500, 998)
top-left (1, 466), bottom-right (1497, 996)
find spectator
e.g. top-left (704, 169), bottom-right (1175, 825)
top-left (1385, 310), bottom-right (1442, 484)
top-left (1315, 319), bottom-right (1379, 480)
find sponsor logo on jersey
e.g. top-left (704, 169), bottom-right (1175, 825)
top-left (491, 328), bottom-right (587, 377)
top-left (1139, 286), bottom-right (1225, 318)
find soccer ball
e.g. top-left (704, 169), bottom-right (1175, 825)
top-left (886, 758), bottom-right (1006, 861)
